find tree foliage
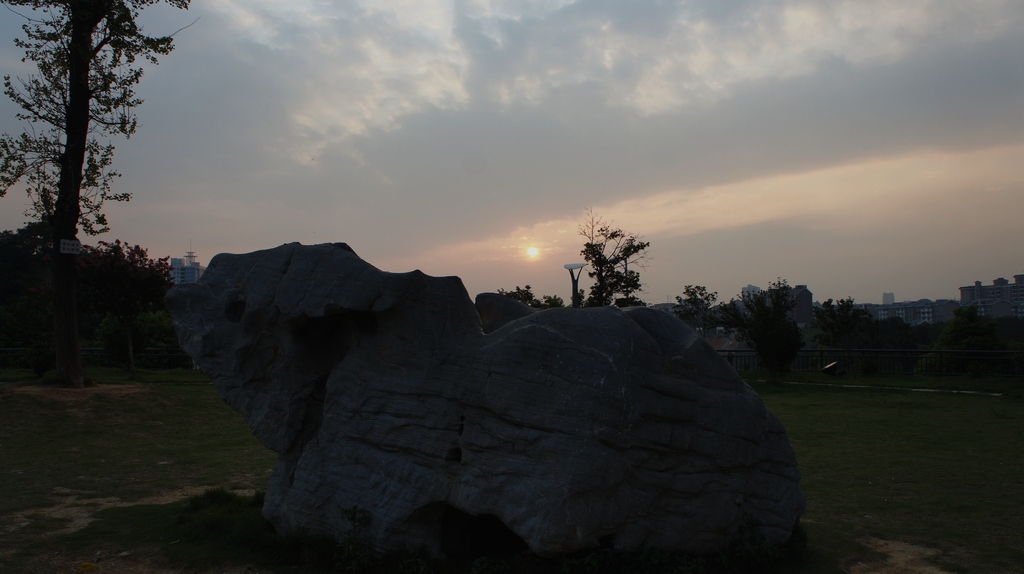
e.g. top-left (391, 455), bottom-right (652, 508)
top-left (673, 284), bottom-right (718, 337)
top-left (867, 316), bottom-right (917, 350)
top-left (934, 306), bottom-right (1005, 351)
top-left (77, 239), bottom-right (172, 376)
top-left (0, 286), bottom-right (54, 374)
top-left (811, 297), bottom-right (873, 351)
top-left (0, 0), bottom-right (190, 386)
top-left (496, 285), bottom-right (565, 309)
top-left (718, 278), bottom-right (804, 380)
top-left (1, 0), bottom-right (189, 231)
top-left (0, 222), bottom-right (49, 304)
top-left (578, 209), bottom-right (649, 307)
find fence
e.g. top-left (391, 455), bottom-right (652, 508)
top-left (4, 346), bottom-right (1021, 377)
top-left (717, 348), bottom-right (1024, 377)
top-left (0, 347), bottom-right (194, 371)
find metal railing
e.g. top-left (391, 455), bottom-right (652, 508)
top-left (0, 347), bottom-right (194, 370)
top-left (718, 348), bottom-right (1024, 376)
top-left (4, 346), bottom-right (1020, 377)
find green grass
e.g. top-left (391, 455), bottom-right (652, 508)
top-left (0, 365), bottom-right (212, 385)
top-left (0, 368), bottom-right (277, 572)
top-left (46, 489), bottom-right (358, 573)
top-left (1, 369), bottom-right (1022, 573)
top-left (751, 379), bottom-right (1024, 573)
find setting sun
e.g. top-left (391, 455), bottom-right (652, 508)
top-left (526, 246), bottom-right (539, 258)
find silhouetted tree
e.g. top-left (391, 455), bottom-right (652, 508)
top-left (867, 317), bottom-right (917, 350)
top-left (77, 240), bottom-right (171, 377)
top-left (578, 209), bottom-right (649, 307)
top-left (718, 278), bottom-right (804, 380)
top-left (812, 297), bottom-right (872, 351)
top-left (497, 285), bottom-right (565, 309)
top-left (0, 0), bottom-right (191, 386)
top-left (935, 306), bottom-right (1004, 351)
top-left (0, 223), bottom-right (53, 373)
top-left (0, 222), bottom-right (50, 305)
top-left (673, 285), bottom-right (718, 338)
top-left (993, 316), bottom-right (1024, 344)
top-left (541, 294), bottom-right (564, 308)
top-left (497, 285), bottom-right (541, 308)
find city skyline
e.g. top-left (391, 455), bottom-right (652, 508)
top-left (162, 245), bottom-right (1021, 308)
top-left (1, 1), bottom-right (1022, 305)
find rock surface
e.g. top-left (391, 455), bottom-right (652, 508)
top-left (165, 243), bottom-right (805, 558)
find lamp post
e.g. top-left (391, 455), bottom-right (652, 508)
top-left (564, 263), bottom-right (585, 308)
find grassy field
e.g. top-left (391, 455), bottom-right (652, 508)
top-left (0, 368), bottom-right (278, 573)
top-left (1, 368), bottom-right (1021, 573)
top-left (750, 376), bottom-right (1024, 574)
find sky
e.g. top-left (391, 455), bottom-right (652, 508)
top-left (1, 0), bottom-right (1022, 305)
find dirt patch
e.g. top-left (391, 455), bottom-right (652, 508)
top-left (849, 538), bottom-right (953, 574)
top-left (36, 548), bottom-right (265, 574)
top-left (5, 486), bottom-right (256, 536)
top-left (5, 383), bottom-right (147, 400)
top-left (3, 486), bottom-right (262, 573)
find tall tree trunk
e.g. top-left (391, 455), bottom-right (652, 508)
top-left (51, 2), bottom-right (107, 387)
top-left (52, 251), bottom-right (84, 386)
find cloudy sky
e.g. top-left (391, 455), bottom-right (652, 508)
top-left (2, 0), bottom-right (1022, 305)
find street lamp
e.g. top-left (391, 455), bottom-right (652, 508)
top-left (564, 263), bottom-right (586, 308)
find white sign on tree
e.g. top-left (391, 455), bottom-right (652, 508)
top-left (59, 239), bottom-right (81, 255)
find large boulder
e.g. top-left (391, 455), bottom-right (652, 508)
top-left (165, 243), bottom-right (804, 558)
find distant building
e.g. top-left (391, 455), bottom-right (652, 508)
top-left (959, 274), bottom-right (1024, 319)
top-left (883, 292), bottom-right (895, 305)
top-left (170, 250), bottom-right (205, 284)
top-left (734, 283), bottom-right (812, 326)
top-left (791, 284), bottom-right (813, 326)
top-left (864, 299), bottom-right (960, 325)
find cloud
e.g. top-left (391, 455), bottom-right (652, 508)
top-left (1, 0), bottom-right (1022, 307)
top-left (173, 0), bottom-right (1024, 159)
top-left (380, 143), bottom-right (1024, 303)
top-left (298, 27), bottom-right (1024, 257)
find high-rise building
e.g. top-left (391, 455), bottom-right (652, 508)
top-left (791, 285), bottom-right (813, 326)
top-left (883, 292), bottom-right (895, 305)
top-left (735, 283), bottom-right (812, 325)
top-left (864, 299), bottom-right (960, 325)
top-left (959, 274), bottom-right (1024, 318)
top-left (170, 250), bottom-right (205, 284)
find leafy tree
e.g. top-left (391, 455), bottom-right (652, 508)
top-left (0, 223), bottom-right (52, 373)
top-left (868, 316), bottom-right (917, 350)
top-left (578, 209), bottom-right (650, 307)
top-left (497, 285), bottom-right (541, 307)
top-left (717, 278), bottom-right (804, 381)
top-left (497, 285), bottom-right (565, 309)
top-left (909, 320), bottom-right (947, 348)
top-left (934, 306), bottom-right (1004, 351)
top-left (0, 0), bottom-right (191, 387)
top-left (77, 239), bottom-right (171, 377)
top-left (541, 294), bottom-right (564, 308)
top-left (673, 284), bottom-right (718, 338)
top-left (0, 286), bottom-right (54, 374)
top-left (993, 316), bottom-right (1024, 344)
top-left (811, 297), bottom-right (872, 351)
top-left (0, 222), bottom-right (50, 305)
